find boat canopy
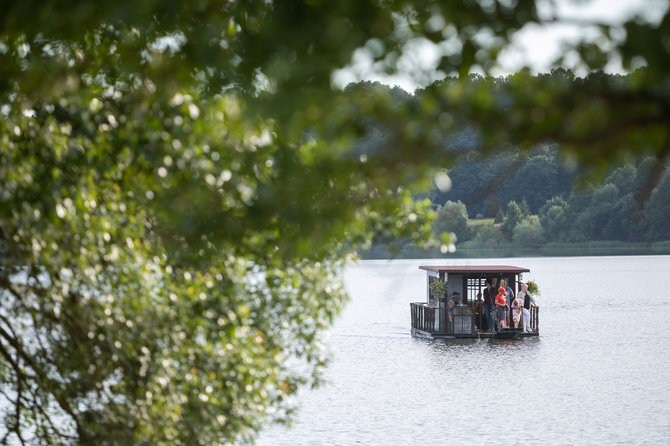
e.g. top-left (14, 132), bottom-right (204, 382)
top-left (419, 265), bottom-right (530, 274)
top-left (420, 265), bottom-right (530, 307)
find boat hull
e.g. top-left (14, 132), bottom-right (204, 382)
top-left (411, 327), bottom-right (538, 340)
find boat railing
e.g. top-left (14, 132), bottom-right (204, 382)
top-left (410, 303), bottom-right (475, 335)
top-left (529, 306), bottom-right (539, 332)
top-left (491, 305), bottom-right (540, 332)
top-left (411, 302), bottom-right (540, 335)
top-left (410, 302), bottom-right (437, 333)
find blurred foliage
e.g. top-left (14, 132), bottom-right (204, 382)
top-left (1, 0), bottom-right (670, 444)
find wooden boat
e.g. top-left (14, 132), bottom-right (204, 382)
top-left (410, 265), bottom-right (539, 340)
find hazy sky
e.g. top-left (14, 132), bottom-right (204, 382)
top-left (499, 0), bottom-right (666, 74)
top-left (332, 0), bottom-right (668, 91)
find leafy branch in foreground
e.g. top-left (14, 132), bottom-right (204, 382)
top-left (2, 0), bottom-right (670, 443)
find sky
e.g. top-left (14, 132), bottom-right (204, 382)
top-left (332, 0), bottom-right (668, 92)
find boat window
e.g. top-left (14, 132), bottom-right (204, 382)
top-left (466, 277), bottom-right (486, 304)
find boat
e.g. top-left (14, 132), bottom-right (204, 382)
top-left (410, 265), bottom-right (539, 340)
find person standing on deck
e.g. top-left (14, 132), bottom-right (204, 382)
top-left (511, 293), bottom-right (522, 328)
top-left (446, 291), bottom-right (462, 333)
top-left (519, 283), bottom-right (538, 332)
top-left (500, 279), bottom-right (514, 327)
top-left (483, 279), bottom-right (495, 331)
top-left (495, 287), bottom-right (509, 329)
top-left (501, 279), bottom-right (514, 303)
top-left (474, 292), bottom-right (484, 330)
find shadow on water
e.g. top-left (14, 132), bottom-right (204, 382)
top-left (413, 335), bottom-right (542, 347)
top-left (410, 335), bottom-right (543, 360)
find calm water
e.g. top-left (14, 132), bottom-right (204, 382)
top-left (257, 256), bottom-right (670, 445)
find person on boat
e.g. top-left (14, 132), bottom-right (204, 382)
top-left (500, 279), bottom-right (514, 303)
top-left (446, 291), bottom-right (462, 332)
top-left (518, 282), bottom-right (538, 332)
top-left (447, 292), bottom-right (456, 309)
top-left (511, 292), bottom-right (522, 329)
top-left (448, 291), bottom-right (464, 308)
top-left (495, 287), bottom-right (509, 329)
top-left (483, 279), bottom-right (495, 331)
top-left (500, 279), bottom-right (514, 327)
top-left (474, 292), bottom-right (484, 330)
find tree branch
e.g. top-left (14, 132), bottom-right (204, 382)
top-left (14, 354), bottom-right (26, 446)
top-left (25, 381), bottom-right (78, 442)
top-left (0, 324), bottom-right (87, 442)
top-left (0, 337), bottom-right (26, 444)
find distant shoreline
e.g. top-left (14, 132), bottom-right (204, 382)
top-left (359, 240), bottom-right (670, 259)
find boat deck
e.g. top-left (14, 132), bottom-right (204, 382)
top-left (412, 327), bottom-right (539, 340)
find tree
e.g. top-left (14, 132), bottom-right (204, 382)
top-left (603, 193), bottom-right (636, 240)
top-left (539, 196), bottom-right (569, 242)
top-left (605, 164), bottom-right (637, 197)
top-left (2, 0), bottom-right (670, 444)
top-left (1, 3), bottom-right (438, 443)
top-left (471, 220), bottom-right (500, 246)
top-left (575, 184), bottom-right (621, 240)
top-left (432, 200), bottom-right (471, 242)
top-left (510, 148), bottom-right (574, 213)
top-left (643, 169), bottom-right (670, 240)
top-left (513, 215), bottom-right (545, 247)
top-left (430, 152), bottom-right (489, 215)
top-left (436, 151), bottom-right (521, 217)
top-left (501, 201), bottom-right (525, 240)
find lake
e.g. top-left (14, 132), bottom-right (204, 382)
top-left (257, 256), bottom-right (670, 445)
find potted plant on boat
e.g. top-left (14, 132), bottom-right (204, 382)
top-left (429, 280), bottom-right (447, 307)
top-left (526, 280), bottom-right (540, 296)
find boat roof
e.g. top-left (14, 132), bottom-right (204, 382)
top-left (419, 265), bottom-right (530, 274)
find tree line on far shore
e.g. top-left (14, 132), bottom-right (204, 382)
top-left (429, 147), bottom-right (670, 248)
